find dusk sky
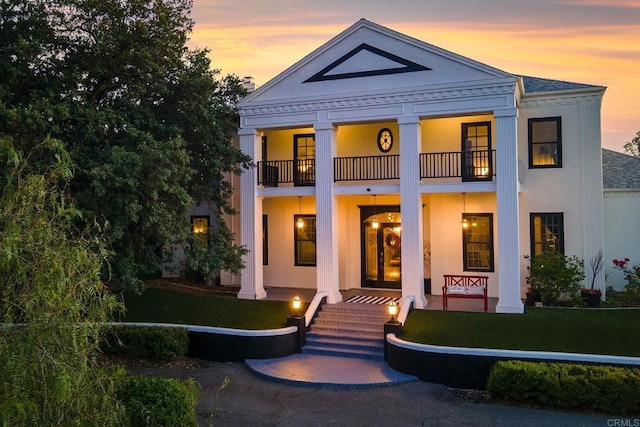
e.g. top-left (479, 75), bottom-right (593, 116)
top-left (188, 0), bottom-right (640, 152)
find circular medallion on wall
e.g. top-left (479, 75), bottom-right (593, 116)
top-left (377, 128), bottom-right (393, 153)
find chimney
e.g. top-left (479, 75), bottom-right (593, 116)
top-left (241, 76), bottom-right (256, 92)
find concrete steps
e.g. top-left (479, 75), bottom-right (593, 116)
top-left (303, 302), bottom-right (389, 360)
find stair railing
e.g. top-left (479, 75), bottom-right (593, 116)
top-left (304, 291), bottom-right (329, 328)
top-left (397, 295), bottom-right (415, 326)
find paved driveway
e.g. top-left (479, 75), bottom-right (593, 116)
top-left (127, 360), bottom-right (616, 426)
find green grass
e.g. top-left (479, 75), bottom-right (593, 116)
top-left (118, 288), bottom-right (300, 330)
top-left (402, 308), bottom-right (640, 357)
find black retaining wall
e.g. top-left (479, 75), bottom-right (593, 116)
top-left (188, 330), bottom-right (298, 362)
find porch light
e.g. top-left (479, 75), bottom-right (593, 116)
top-left (388, 301), bottom-right (398, 323)
top-left (297, 196), bottom-right (304, 228)
top-left (292, 295), bottom-right (301, 315)
top-left (372, 218), bottom-right (379, 229)
top-left (297, 217), bottom-right (305, 229)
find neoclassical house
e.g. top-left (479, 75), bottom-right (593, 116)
top-left (232, 19), bottom-right (606, 313)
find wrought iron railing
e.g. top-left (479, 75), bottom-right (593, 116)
top-left (333, 155), bottom-right (400, 182)
top-left (419, 150), bottom-right (496, 180)
top-left (257, 150), bottom-right (496, 185)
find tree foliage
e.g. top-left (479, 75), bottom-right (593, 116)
top-left (0, 0), bottom-right (251, 289)
top-left (623, 130), bottom-right (640, 158)
top-left (0, 139), bottom-right (125, 425)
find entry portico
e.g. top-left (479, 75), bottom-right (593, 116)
top-left (235, 19), bottom-right (605, 314)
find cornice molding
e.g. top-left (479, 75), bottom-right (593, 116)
top-left (604, 189), bottom-right (640, 198)
top-left (520, 92), bottom-right (603, 108)
top-left (240, 83), bottom-right (515, 118)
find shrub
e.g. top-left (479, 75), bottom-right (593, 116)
top-left (103, 325), bottom-right (189, 360)
top-left (612, 258), bottom-right (640, 305)
top-left (487, 360), bottom-right (640, 414)
top-left (525, 252), bottom-right (584, 305)
top-left (118, 376), bottom-right (200, 427)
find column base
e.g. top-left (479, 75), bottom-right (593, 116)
top-left (325, 291), bottom-right (343, 304)
top-left (237, 288), bottom-right (267, 300)
top-left (495, 299), bottom-right (524, 314)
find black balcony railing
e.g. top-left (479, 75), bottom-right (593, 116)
top-left (257, 150), bottom-right (496, 185)
top-left (334, 155), bottom-right (400, 182)
top-left (420, 150), bottom-right (496, 180)
top-left (257, 159), bottom-right (315, 186)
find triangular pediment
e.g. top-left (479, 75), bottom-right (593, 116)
top-left (240, 19), bottom-right (516, 105)
top-left (305, 43), bottom-right (431, 82)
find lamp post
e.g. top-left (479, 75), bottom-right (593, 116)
top-left (388, 301), bottom-right (398, 323)
top-left (287, 295), bottom-right (305, 352)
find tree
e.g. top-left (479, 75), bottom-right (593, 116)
top-left (623, 131), bottom-right (640, 158)
top-left (0, 0), bottom-right (251, 289)
top-left (0, 139), bottom-right (125, 425)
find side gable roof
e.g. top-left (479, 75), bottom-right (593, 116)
top-left (602, 149), bottom-right (640, 189)
top-left (520, 76), bottom-right (605, 94)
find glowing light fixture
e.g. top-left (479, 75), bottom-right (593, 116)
top-left (292, 295), bottom-right (301, 315)
top-left (461, 193), bottom-right (468, 229)
top-left (372, 194), bottom-right (379, 229)
top-left (297, 196), bottom-right (304, 229)
top-left (388, 301), bottom-right (398, 323)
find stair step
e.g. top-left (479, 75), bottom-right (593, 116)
top-left (310, 322), bottom-right (382, 335)
top-left (306, 330), bottom-right (382, 343)
top-left (302, 345), bottom-right (384, 361)
top-left (313, 316), bottom-right (387, 329)
top-left (306, 335), bottom-right (383, 349)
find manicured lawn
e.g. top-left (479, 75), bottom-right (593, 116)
top-left (402, 308), bottom-right (640, 357)
top-left (118, 288), bottom-right (298, 330)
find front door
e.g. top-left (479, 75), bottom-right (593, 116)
top-left (362, 211), bottom-right (402, 289)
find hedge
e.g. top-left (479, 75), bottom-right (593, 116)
top-left (118, 376), bottom-right (200, 426)
top-left (487, 360), bottom-right (640, 414)
top-left (103, 325), bottom-right (189, 360)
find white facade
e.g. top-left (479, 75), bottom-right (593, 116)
top-left (235, 19), bottom-right (606, 313)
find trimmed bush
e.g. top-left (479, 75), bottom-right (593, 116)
top-left (118, 376), bottom-right (200, 427)
top-left (103, 325), bottom-right (189, 360)
top-left (487, 360), bottom-right (640, 414)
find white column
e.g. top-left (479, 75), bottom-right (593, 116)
top-left (581, 101), bottom-right (606, 293)
top-left (237, 128), bottom-right (267, 300)
top-left (399, 116), bottom-right (427, 309)
top-left (314, 122), bottom-right (342, 303)
top-left (494, 109), bottom-right (524, 313)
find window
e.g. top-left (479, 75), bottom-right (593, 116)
top-left (294, 134), bottom-right (315, 186)
top-left (462, 213), bottom-right (494, 271)
top-left (461, 122), bottom-right (492, 181)
top-left (294, 215), bottom-right (316, 266)
top-left (262, 215), bottom-right (268, 265)
top-left (191, 216), bottom-right (209, 246)
top-left (530, 213), bottom-right (564, 255)
top-left (529, 117), bottom-right (562, 168)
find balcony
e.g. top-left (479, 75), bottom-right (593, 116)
top-left (257, 150), bottom-right (496, 186)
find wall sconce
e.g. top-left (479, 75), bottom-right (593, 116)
top-left (388, 301), bottom-right (398, 323)
top-left (292, 295), bottom-right (301, 316)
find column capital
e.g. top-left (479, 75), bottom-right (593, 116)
top-left (237, 127), bottom-right (261, 137)
top-left (493, 108), bottom-right (518, 118)
top-left (397, 115), bottom-right (421, 125)
top-left (313, 122), bottom-right (337, 131)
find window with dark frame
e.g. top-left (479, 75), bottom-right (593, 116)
top-left (294, 134), bottom-right (315, 186)
top-left (294, 214), bottom-right (316, 266)
top-left (461, 122), bottom-right (492, 181)
top-left (191, 216), bottom-right (209, 246)
top-left (530, 213), bottom-right (564, 255)
top-left (462, 213), bottom-right (494, 271)
top-left (529, 117), bottom-right (562, 168)
top-left (262, 214), bottom-right (268, 266)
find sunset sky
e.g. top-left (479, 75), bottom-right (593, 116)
top-left (188, 0), bottom-right (640, 152)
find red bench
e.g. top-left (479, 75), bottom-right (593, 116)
top-left (442, 275), bottom-right (488, 312)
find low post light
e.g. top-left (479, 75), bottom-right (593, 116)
top-left (388, 301), bottom-right (398, 323)
top-left (292, 295), bottom-right (301, 316)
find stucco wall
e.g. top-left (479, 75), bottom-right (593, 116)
top-left (604, 190), bottom-right (640, 291)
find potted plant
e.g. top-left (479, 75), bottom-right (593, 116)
top-left (581, 250), bottom-right (604, 308)
top-left (525, 252), bottom-right (584, 306)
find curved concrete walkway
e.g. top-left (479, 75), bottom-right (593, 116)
top-left (246, 353), bottom-right (417, 388)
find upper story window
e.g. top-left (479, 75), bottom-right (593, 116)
top-left (294, 134), bottom-right (315, 186)
top-left (461, 122), bottom-right (492, 181)
top-left (191, 216), bottom-right (209, 246)
top-left (462, 213), bottom-right (494, 272)
top-left (529, 117), bottom-right (562, 168)
top-left (530, 213), bottom-right (564, 255)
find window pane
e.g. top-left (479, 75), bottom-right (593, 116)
top-left (192, 216), bottom-right (209, 246)
top-left (294, 215), bottom-right (316, 266)
top-left (531, 213), bottom-right (564, 255)
top-left (532, 143), bottom-right (558, 166)
top-left (532, 120), bottom-right (558, 143)
top-left (530, 118), bottom-right (561, 167)
top-left (462, 214), bottom-right (493, 271)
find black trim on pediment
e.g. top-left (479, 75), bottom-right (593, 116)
top-left (304, 43), bottom-right (431, 83)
